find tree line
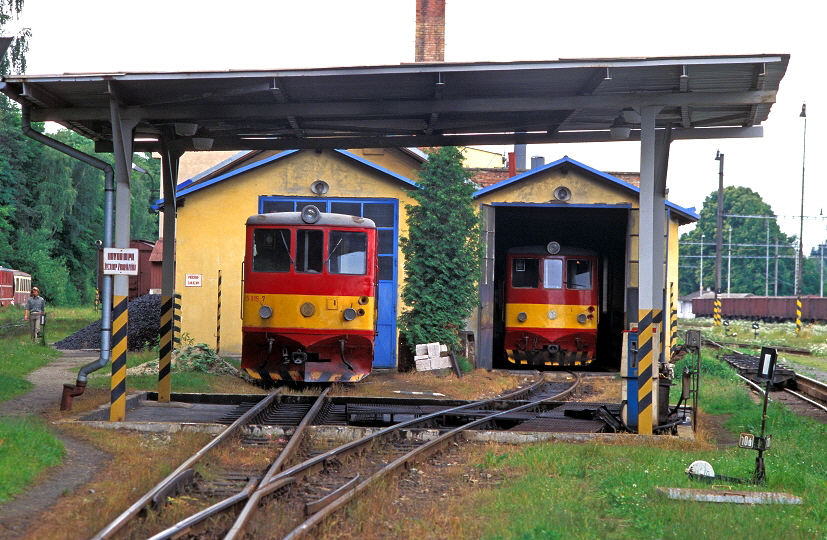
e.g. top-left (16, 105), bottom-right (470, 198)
top-left (0, 98), bottom-right (159, 305)
top-left (678, 185), bottom-right (825, 297)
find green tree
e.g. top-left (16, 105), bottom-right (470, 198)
top-left (678, 186), bottom-right (796, 296)
top-left (398, 147), bottom-right (481, 350)
top-left (0, 101), bottom-right (158, 305)
top-left (1, 0), bottom-right (30, 75)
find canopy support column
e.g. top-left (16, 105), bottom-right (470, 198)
top-left (158, 141), bottom-right (183, 402)
top-left (635, 106), bottom-right (666, 434)
top-left (108, 93), bottom-right (138, 422)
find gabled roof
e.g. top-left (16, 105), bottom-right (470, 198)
top-left (159, 148), bottom-right (419, 204)
top-left (473, 155), bottom-right (699, 224)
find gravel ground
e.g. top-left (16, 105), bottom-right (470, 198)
top-left (0, 350), bottom-right (111, 540)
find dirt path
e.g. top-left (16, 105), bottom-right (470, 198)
top-left (0, 351), bottom-right (111, 540)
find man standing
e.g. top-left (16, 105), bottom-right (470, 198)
top-left (23, 286), bottom-right (45, 343)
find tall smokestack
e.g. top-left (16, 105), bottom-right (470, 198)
top-left (415, 0), bottom-right (445, 62)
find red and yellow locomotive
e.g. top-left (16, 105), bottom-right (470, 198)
top-left (241, 205), bottom-right (377, 383)
top-left (504, 243), bottom-right (598, 367)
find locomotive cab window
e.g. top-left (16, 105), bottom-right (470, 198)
top-left (328, 231), bottom-right (368, 275)
top-left (512, 258), bottom-right (540, 288)
top-left (297, 230), bottom-right (324, 273)
top-left (543, 258), bottom-right (563, 289)
top-left (252, 229), bottom-right (291, 272)
top-left (566, 259), bottom-right (593, 290)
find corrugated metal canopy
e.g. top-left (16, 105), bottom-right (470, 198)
top-left (0, 54), bottom-right (789, 152)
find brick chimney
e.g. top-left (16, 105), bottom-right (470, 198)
top-left (415, 0), bottom-right (445, 62)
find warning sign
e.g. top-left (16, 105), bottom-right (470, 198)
top-left (185, 274), bottom-right (202, 287)
top-left (102, 248), bottom-right (139, 275)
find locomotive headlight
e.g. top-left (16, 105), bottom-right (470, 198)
top-left (547, 310), bottom-right (558, 320)
top-left (300, 302), bottom-right (316, 317)
top-left (577, 313), bottom-right (588, 324)
top-left (343, 308), bottom-right (358, 321)
top-left (259, 305), bottom-right (273, 319)
top-left (517, 312), bottom-right (528, 323)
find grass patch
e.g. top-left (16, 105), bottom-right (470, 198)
top-left (313, 346), bottom-right (827, 539)
top-left (0, 416), bottom-right (66, 502)
top-left (0, 306), bottom-right (99, 401)
top-left (0, 306), bottom-right (100, 507)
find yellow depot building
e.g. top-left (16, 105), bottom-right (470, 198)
top-left (167, 150), bottom-right (697, 371)
top-left (171, 147), bottom-right (423, 369)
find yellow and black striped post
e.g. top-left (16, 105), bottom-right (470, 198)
top-left (637, 309), bottom-right (654, 435)
top-left (670, 283), bottom-right (678, 355)
top-left (173, 293), bottom-right (182, 348)
top-left (109, 295), bottom-right (128, 422)
top-left (216, 270), bottom-right (222, 354)
top-left (713, 296), bottom-right (722, 326)
top-left (796, 296), bottom-right (802, 335)
top-left (158, 295), bottom-right (174, 402)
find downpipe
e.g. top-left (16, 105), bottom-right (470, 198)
top-left (19, 105), bottom-right (116, 411)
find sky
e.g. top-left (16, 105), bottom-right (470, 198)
top-left (6, 0), bottom-right (825, 250)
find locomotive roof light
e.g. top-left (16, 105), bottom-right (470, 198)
top-left (546, 241), bottom-right (561, 254)
top-left (301, 204), bottom-right (322, 224)
top-left (343, 307), bottom-right (358, 321)
top-left (259, 305), bottom-right (273, 319)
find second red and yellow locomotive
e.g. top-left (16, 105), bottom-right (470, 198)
top-left (504, 243), bottom-right (598, 367)
top-left (241, 205), bottom-right (377, 383)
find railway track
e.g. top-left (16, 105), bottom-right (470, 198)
top-left (720, 348), bottom-right (827, 417)
top-left (92, 374), bottom-right (579, 539)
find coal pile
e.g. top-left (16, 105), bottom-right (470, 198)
top-left (55, 294), bottom-right (162, 351)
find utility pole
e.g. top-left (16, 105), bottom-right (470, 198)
top-left (727, 226), bottom-right (732, 295)
top-left (774, 235), bottom-right (779, 296)
top-left (797, 103), bottom-right (806, 334)
top-left (714, 151), bottom-right (724, 326)
top-left (765, 221), bottom-right (770, 296)
top-left (700, 233), bottom-right (705, 294)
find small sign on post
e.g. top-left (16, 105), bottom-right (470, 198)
top-left (185, 274), bottom-right (202, 287)
top-left (102, 248), bottom-right (139, 275)
top-left (757, 347), bottom-right (777, 381)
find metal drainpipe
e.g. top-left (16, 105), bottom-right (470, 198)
top-left (18, 105), bottom-right (116, 410)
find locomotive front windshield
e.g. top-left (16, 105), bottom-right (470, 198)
top-left (252, 229), bottom-right (292, 272)
top-left (511, 257), bottom-right (592, 290)
top-left (252, 228), bottom-right (368, 275)
top-left (328, 231), bottom-right (368, 275)
top-left (566, 259), bottom-right (593, 289)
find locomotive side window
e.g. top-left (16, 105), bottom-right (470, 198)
top-left (252, 229), bottom-right (291, 272)
top-left (328, 231), bottom-right (368, 275)
top-left (512, 258), bottom-right (539, 288)
top-left (566, 259), bottom-right (593, 289)
top-left (543, 258), bottom-right (563, 289)
top-left (296, 230), bottom-right (324, 273)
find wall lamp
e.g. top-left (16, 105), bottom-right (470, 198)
top-left (174, 122), bottom-right (199, 137)
top-left (192, 137), bottom-right (214, 150)
top-left (609, 115), bottom-right (632, 140)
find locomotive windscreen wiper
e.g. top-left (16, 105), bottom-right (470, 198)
top-left (280, 231), bottom-right (295, 265)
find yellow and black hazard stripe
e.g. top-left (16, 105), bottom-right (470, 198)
top-left (245, 368), bottom-right (367, 383)
top-left (109, 295), bottom-right (128, 421)
top-left (670, 284), bottom-right (678, 354)
top-left (713, 297), bottom-right (722, 326)
top-left (636, 309), bottom-right (654, 435)
top-left (158, 295), bottom-right (174, 402)
top-left (796, 296), bottom-right (802, 335)
top-left (216, 270), bottom-right (222, 354)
